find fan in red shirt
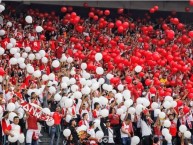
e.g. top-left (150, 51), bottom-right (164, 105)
top-left (31, 40), bottom-right (41, 52)
top-left (55, 42), bottom-right (64, 59)
top-left (169, 114), bottom-right (177, 141)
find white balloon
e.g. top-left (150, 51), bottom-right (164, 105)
top-left (52, 60), bottom-right (60, 68)
top-left (81, 63), bottom-right (87, 70)
top-left (164, 120), bottom-right (171, 128)
top-left (66, 115), bottom-right (72, 123)
top-left (10, 38), bottom-right (16, 46)
top-left (10, 48), bottom-right (17, 54)
top-left (0, 5), bottom-right (5, 12)
top-left (117, 108), bottom-right (124, 115)
top-left (96, 67), bottom-right (104, 75)
top-left (8, 112), bottom-right (17, 122)
top-left (142, 98), bottom-right (150, 107)
top-left (135, 65), bottom-right (142, 73)
top-left (36, 26), bottom-right (43, 33)
top-left (81, 86), bottom-right (91, 95)
top-left (28, 53), bottom-right (35, 60)
top-left (124, 99), bottom-right (133, 108)
top-left (80, 78), bottom-right (87, 85)
top-left (117, 84), bottom-right (124, 91)
top-left (54, 93), bottom-right (62, 101)
top-left (69, 78), bottom-right (76, 85)
top-left (82, 71), bottom-right (90, 79)
top-left (73, 91), bottom-right (82, 99)
top-left (184, 130), bottom-right (191, 138)
top-left (179, 125), bottom-right (187, 133)
top-left (100, 109), bottom-right (109, 117)
top-left (62, 77), bottom-right (69, 83)
top-left (102, 84), bottom-right (108, 90)
top-left (98, 78), bottom-right (105, 85)
top-left (42, 108), bottom-right (51, 115)
top-left (35, 53), bottom-right (41, 60)
top-left (39, 50), bottom-right (46, 57)
top-left (99, 96), bottom-right (108, 106)
top-left (71, 85), bottom-right (79, 92)
top-left (7, 103), bottom-right (16, 112)
top-left (95, 53), bottom-right (103, 61)
top-left (27, 65), bottom-right (34, 74)
top-left (7, 21), bottom-right (12, 27)
top-left (49, 86), bottom-right (56, 94)
top-left (163, 101), bottom-right (172, 109)
top-left (164, 96), bottom-right (173, 102)
top-left (42, 74), bottom-right (49, 81)
top-left (19, 63), bottom-right (26, 69)
top-left (91, 82), bottom-right (100, 91)
top-left (49, 73), bottom-right (55, 80)
top-left (64, 98), bottom-right (73, 108)
top-left (151, 102), bottom-right (159, 110)
top-left (136, 97), bottom-right (143, 104)
top-left (63, 129), bottom-right (71, 137)
top-left (25, 15), bottom-right (33, 23)
top-left (0, 29), bottom-right (5, 36)
top-left (122, 90), bottom-right (131, 99)
top-left (46, 119), bottom-right (54, 126)
top-left (131, 136), bottom-right (140, 145)
top-left (159, 112), bottom-right (166, 119)
top-left (106, 73), bottom-right (113, 80)
top-left (171, 101), bottom-right (177, 107)
top-left (128, 107), bottom-right (136, 115)
top-left (165, 133), bottom-right (172, 141)
top-left (22, 52), bottom-right (28, 58)
top-left (60, 55), bottom-right (67, 62)
top-left (8, 132), bottom-right (19, 143)
top-left (10, 57), bottom-right (17, 65)
top-left (154, 109), bottom-right (161, 117)
top-left (33, 70), bottom-right (41, 78)
top-left (135, 104), bottom-right (144, 115)
top-left (67, 57), bottom-right (73, 63)
top-left (18, 133), bottom-right (25, 143)
top-left (25, 47), bottom-right (31, 52)
top-left (17, 57), bottom-right (25, 64)
top-left (162, 128), bottom-right (169, 136)
top-left (96, 131), bottom-right (104, 139)
top-left (42, 57), bottom-right (48, 63)
top-left (61, 82), bottom-right (67, 89)
top-left (106, 85), bottom-right (113, 92)
top-left (7, 43), bottom-right (13, 49)
top-left (0, 47), bottom-right (4, 55)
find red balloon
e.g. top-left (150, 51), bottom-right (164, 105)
top-left (125, 76), bottom-right (132, 84)
top-left (68, 6), bottom-right (73, 12)
top-left (104, 10), bottom-right (110, 16)
top-left (108, 22), bottom-right (114, 29)
top-left (185, 7), bottom-right (190, 12)
top-left (122, 22), bottom-right (129, 29)
top-left (61, 7), bottom-right (67, 13)
top-left (177, 100), bottom-right (183, 107)
top-left (154, 5), bottom-right (159, 11)
top-left (93, 15), bottom-right (98, 21)
top-left (188, 93), bottom-right (193, 99)
top-left (40, 34), bottom-right (45, 40)
top-left (150, 87), bottom-right (156, 94)
top-left (118, 26), bottom-right (124, 33)
top-left (116, 20), bottom-right (122, 27)
top-left (183, 106), bottom-right (190, 114)
top-left (172, 18), bottom-right (179, 25)
top-left (117, 8), bottom-right (124, 14)
top-left (145, 79), bottom-right (152, 86)
top-left (76, 25), bottom-right (83, 33)
top-left (83, 2), bottom-right (88, 7)
top-left (0, 67), bottom-right (5, 76)
top-left (71, 12), bottom-right (77, 18)
top-left (166, 30), bottom-right (175, 39)
top-left (190, 0), bottom-right (193, 6)
top-left (149, 8), bottom-right (155, 13)
top-left (188, 31), bottom-right (193, 38)
top-left (89, 12), bottom-right (94, 18)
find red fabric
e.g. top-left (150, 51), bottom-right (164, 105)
top-left (53, 112), bottom-right (62, 125)
top-left (1, 38), bottom-right (9, 49)
top-left (50, 40), bottom-right (56, 51)
top-left (92, 110), bottom-right (98, 118)
top-left (108, 114), bottom-right (120, 125)
top-left (16, 40), bottom-right (23, 48)
top-left (27, 115), bottom-right (38, 130)
top-left (2, 119), bottom-right (11, 134)
top-left (56, 47), bottom-right (63, 59)
top-left (169, 121), bottom-right (177, 137)
top-left (31, 41), bottom-right (41, 52)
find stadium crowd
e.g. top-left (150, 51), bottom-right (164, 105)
top-left (0, 1), bottom-right (193, 145)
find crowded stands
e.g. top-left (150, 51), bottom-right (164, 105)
top-left (1, 1), bottom-right (193, 145)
